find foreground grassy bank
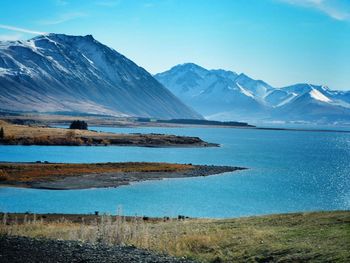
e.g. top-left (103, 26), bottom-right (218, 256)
top-left (0, 120), bottom-right (216, 147)
top-left (0, 162), bottom-right (242, 189)
top-left (1, 211), bottom-right (349, 262)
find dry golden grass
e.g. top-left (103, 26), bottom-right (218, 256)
top-left (0, 114), bottom-right (134, 127)
top-left (0, 120), bottom-right (208, 146)
top-left (1, 211), bottom-right (349, 262)
top-left (0, 120), bottom-right (96, 138)
top-left (0, 162), bottom-right (194, 183)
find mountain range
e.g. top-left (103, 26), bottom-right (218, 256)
top-left (0, 34), bottom-right (201, 119)
top-left (155, 63), bottom-right (350, 124)
top-left (1, 33), bottom-right (348, 124)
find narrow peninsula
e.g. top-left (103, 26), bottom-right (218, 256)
top-left (0, 120), bottom-right (217, 147)
top-left (0, 162), bottom-right (245, 190)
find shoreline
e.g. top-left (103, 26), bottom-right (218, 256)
top-left (1, 211), bottom-right (348, 262)
top-left (0, 120), bottom-right (218, 147)
top-left (0, 162), bottom-right (245, 190)
top-left (1, 115), bottom-right (350, 134)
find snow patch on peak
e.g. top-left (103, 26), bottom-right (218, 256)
top-left (26, 40), bottom-right (37, 50)
top-left (275, 93), bottom-right (297, 107)
top-left (236, 83), bottom-right (255, 98)
top-left (309, 88), bottom-right (332, 103)
top-left (320, 85), bottom-right (329, 91)
top-left (81, 53), bottom-right (94, 65)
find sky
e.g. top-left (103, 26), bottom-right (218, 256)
top-left (0, 0), bottom-right (349, 90)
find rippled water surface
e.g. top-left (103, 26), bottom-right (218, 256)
top-left (1, 127), bottom-right (349, 218)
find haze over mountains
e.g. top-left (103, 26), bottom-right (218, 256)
top-left (155, 63), bottom-right (350, 124)
top-left (0, 34), bottom-right (201, 119)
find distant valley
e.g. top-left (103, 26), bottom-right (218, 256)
top-left (155, 63), bottom-right (350, 124)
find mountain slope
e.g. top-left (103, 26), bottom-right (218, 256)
top-left (0, 34), bottom-right (202, 119)
top-left (272, 84), bottom-right (350, 122)
top-left (155, 63), bottom-right (350, 123)
top-left (155, 63), bottom-right (267, 119)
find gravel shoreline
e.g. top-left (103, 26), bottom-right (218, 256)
top-left (0, 235), bottom-right (196, 263)
top-left (2, 164), bottom-right (245, 190)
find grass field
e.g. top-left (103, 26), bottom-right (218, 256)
top-left (1, 211), bottom-right (349, 262)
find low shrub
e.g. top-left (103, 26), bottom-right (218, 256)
top-left (0, 127), bottom-right (4, 139)
top-left (69, 120), bottom-right (88, 130)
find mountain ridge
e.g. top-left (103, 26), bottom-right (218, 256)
top-left (0, 34), bottom-right (202, 119)
top-left (155, 63), bottom-right (350, 123)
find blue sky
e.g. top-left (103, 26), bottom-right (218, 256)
top-left (0, 0), bottom-right (349, 90)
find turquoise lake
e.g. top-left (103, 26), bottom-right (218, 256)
top-left (0, 126), bottom-right (349, 218)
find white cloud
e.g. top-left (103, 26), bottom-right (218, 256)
top-left (279, 0), bottom-right (350, 21)
top-left (0, 24), bottom-right (46, 35)
top-left (38, 12), bottom-right (87, 25)
top-left (0, 33), bottom-right (23, 41)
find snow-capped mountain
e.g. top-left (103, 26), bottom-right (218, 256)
top-left (0, 34), bottom-right (202, 119)
top-left (155, 63), bottom-right (267, 121)
top-left (271, 84), bottom-right (350, 122)
top-left (155, 63), bottom-right (350, 123)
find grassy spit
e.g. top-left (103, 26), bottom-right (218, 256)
top-left (0, 120), bottom-right (215, 147)
top-left (0, 162), bottom-right (194, 183)
top-left (1, 211), bottom-right (349, 262)
top-left (0, 162), bottom-right (241, 189)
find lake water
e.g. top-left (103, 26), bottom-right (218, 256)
top-left (1, 127), bottom-right (349, 218)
